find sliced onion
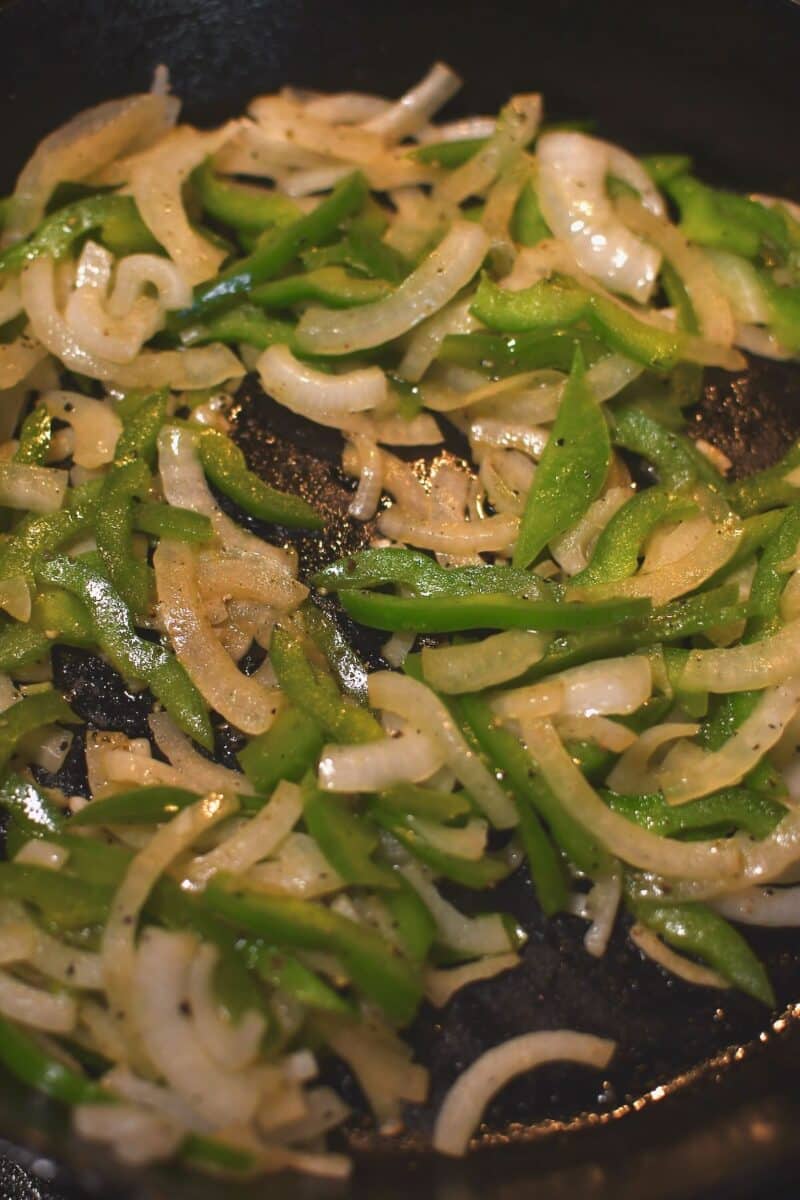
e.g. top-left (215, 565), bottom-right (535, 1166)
top-left (14, 839), bottom-right (69, 870)
top-left (148, 711), bottom-right (255, 796)
top-left (133, 927), bottom-right (262, 1128)
top-left (469, 417), bottom-right (548, 459)
top-left (425, 953), bottom-right (520, 1008)
top-left (518, 717), bottom-right (742, 880)
top-left (318, 731), bottom-right (444, 793)
top-left (382, 630), bottom-right (416, 668)
top-left (187, 943), bottom-right (266, 1070)
top-left (396, 855), bottom-right (514, 956)
top-left (257, 344), bottom-right (386, 423)
top-left (410, 816), bottom-right (487, 861)
top-left (495, 656), bottom-right (652, 723)
top-left (157, 424), bottom-right (293, 564)
top-left (102, 1065), bottom-right (208, 1132)
top-left (346, 435), bottom-right (383, 520)
top-left (711, 885), bottom-right (800, 927)
top-left (63, 241), bottom-right (162, 363)
top-left (317, 1015), bottom-right (427, 1133)
top-left (632, 680), bottom-right (800, 805)
top-left (5, 92), bottom-right (178, 242)
top-left (102, 791), bottom-right (236, 1047)
top-left (397, 297), bottom-right (479, 384)
top-left (704, 248), bottom-right (771, 325)
top-left (22, 258), bottom-right (243, 388)
top-left (550, 486), bottom-right (632, 576)
top-left (569, 515), bottom-right (743, 607)
top-left (556, 715), bottom-right (636, 753)
top-left (363, 62), bottom-right (461, 140)
top-left (433, 1029), bottom-right (615, 1156)
top-left (629, 923), bottom-right (727, 988)
top-left (677, 616), bottom-right (800, 693)
top-left (129, 123), bottom-right (240, 285)
top-left (0, 967), bottom-right (76, 1033)
top-left (184, 780), bottom-right (302, 889)
top-left (154, 539), bottom-right (283, 734)
top-left (421, 630), bottom-right (548, 694)
top-left (249, 95), bottom-right (389, 164)
top-left (377, 506), bottom-right (518, 555)
top-left (73, 1102), bottom-right (183, 1167)
top-left (735, 323), bottom-right (793, 361)
top-left (246, 832), bottom-right (344, 898)
top-left (196, 551), bottom-right (307, 612)
top-left (370, 672), bottom-right (518, 828)
top-left (0, 461), bottom-right (67, 513)
top-left (537, 131), bottom-right (664, 301)
top-left (303, 92), bottom-right (390, 124)
top-left (570, 870), bottom-right (622, 958)
top-left (295, 222), bottom-right (489, 356)
top-left (0, 329), bottom-right (47, 389)
top-left (0, 576), bottom-right (32, 622)
top-left (0, 277), bottom-right (22, 325)
top-left (43, 390), bottom-right (121, 468)
top-left (615, 195), bottom-right (735, 345)
top-left (434, 94), bottom-right (541, 208)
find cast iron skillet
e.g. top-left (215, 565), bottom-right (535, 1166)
top-left (1, 1), bottom-right (800, 1197)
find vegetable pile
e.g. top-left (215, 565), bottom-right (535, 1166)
top-left (0, 61), bottom-right (798, 1178)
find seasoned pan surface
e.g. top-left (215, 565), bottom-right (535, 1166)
top-left (0, 2), bottom-right (799, 1197)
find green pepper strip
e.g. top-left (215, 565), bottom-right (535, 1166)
top-left (0, 625), bottom-right (51, 672)
top-left (0, 690), bottom-right (75, 773)
top-left (471, 272), bottom-right (709, 372)
top-left (369, 805), bottom-right (511, 890)
top-left (413, 137), bottom-right (488, 167)
top-left (640, 154), bottom-right (693, 186)
top-left (703, 510), bottom-right (785, 592)
top-left (605, 787), bottom-right (784, 840)
top-left (514, 347), bottom-right (610, 568)
top-left (665, 174), bottom-right (794, 263)
top-left (0, 772), bottom-right (64, 858)
top-left (438, 328), bottom-right (606, 377)
top-left (612, 407), bottom-right (726, 492)
top-left (13, 408), bottom-right (51, 466)
top-left (511, 178), bottom-right (551, 246)
top-left (313, 546), bottom-right (549, 599)
top-left (30, 586), bottom-right (94, 649)
top-left (181, 305), bottom-right (299, 353)
top-left (69, 785), bottom-right (201, 826)
top-left (193, 158), bottom-right (301, 233)
top-left (338, 589), bottom-right (651, 634)
top-left (238, 702), bottom-right (324, 794)
top-left (244, 942), bottom-right (352, 1015)
top-left (303, 783), bottom-right (399, 890)
top-left (36, 555), bottom-right (213, 750)
top-left (113, 389), bottom-right (169, 468)
top-left (197, 427), bottom-right (322, 530)
top-left (759, 271), bottom-right (800, 354)
top-left (727, 442), bottom-right (800, 516)
top-left (0, 862), bottom-right (113, 930)
top-left (700, 505), bottom-right (800, 795)
top-left (627, 895), bottom-right (775, 1006)
top-left (381, 876), bottom-right (437, 964)
top-left (0, 479), bottom-right (102, 590)
top-left (0, 195), bottom-right (157, 277)
top-left (250, 266), bottom-right (390, 310)
top-left (179, 170), bottom-right (368, 324)
top-left (454, 692), bottom-right (608, 885)
top-left (301, 601), bottom-right (369, 704)
top-left (572, 489), bottom-right (699, 587)
top-left (133, 502), bottom-right (213, 543)
top-left (0, 1014), bottom-right (112, 1105)
top-left (96, 458), bottom-right (153, 617)
top-left (270, 624), bottom-right (382, 744)
top-left (376, 783), bottom-right (471, 823)
top-left (202, 875), bottom-right (422, 1026)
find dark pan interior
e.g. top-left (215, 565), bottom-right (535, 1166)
top-left (0, 2), bottom-right (800, 1198)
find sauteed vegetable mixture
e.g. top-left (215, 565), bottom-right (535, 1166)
top-left (0, 61), bottom-right (798, 1176)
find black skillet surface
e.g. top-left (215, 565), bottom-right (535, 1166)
top-left (1, 1), bottom-right (800, 1197)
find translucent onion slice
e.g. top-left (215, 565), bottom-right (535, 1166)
top-left (148, 711), bottom-right (255, 797)
top-left (518, 717), bottom-right (742, 880)
top-left (346, 435), bottom-right (383, 520)
top-left (434, 94), bottom-right (542, 208)
top-left (316, 1015), bottom-right (427, 1133)
top-left (249, 95), bottom-right (388, 164)
top-left (0, 277), bottom-right (22, 325)
top-left (704, 248), bottom-right (771, 326)
top-left (0, 576), bottom-right (32, 622)
top-left (396, 856), bottom-right (514, 956)
top-left (0, 967), bottom-right (76, 1033)
top-left (101, 1066), bottom-right (207, 1133)
top-left (257, 345), bottom-right (387, 422)
top-left (711, 886), bottom-right (800, 927)
top-left (568, 515), bottom-right (743, 608)
top-left (318, 731), bottom-right (444, 793)
top-left (0, 330), bottom-right (47, 390)
top-left (129, 123), bottom-right (240, 285)
top-left (43, 390), bottom-right (121, 468)
top-left (133, 927), bottom-right (262, 1128)
top-left (246, 832), bottom-right (344, 899)
top-left (537, 131), bottom-right (664, 301)
top-left (370, 672), bottom-right (518, 828)
top-left (184, 779), bottom-right (302, 889)
top-left (495, 656), bottom-right (652, 723)
top-left (424, 953), bottom-right (520, 1008)
top-left (5, 92), bottom-right (178, 242)
top-left (102, 791), bottom-right (236, 1049)
top-left (295, 221), bottom-right (489, 356)
top-left (615, 195), bottom-right (736, 346)
top-left (550, 486), bottom-right (633, 576)
top-left (629, 923), bottom-right (727, 988)
top-left (303, 92), bottom-right (391, 124)
top-left (571, 869), bottom-right (622, 958)
top-left (154, 539), bottom-right (283, 734)
top-left (22, 258), bottom-right (243, 389)
top-left (0, 461), bottom-right (67, 513)
top-left (187, 943), bottom-right (266, 1070)
top-left (196, 552), bottom-right (308, 611)
top-left (421, 630), bottom-right (548, 694)
top-left (433, 1030), bottom-right (615, 1156)
top-left (377, 507), bottom-right (518, 555)
top-left (397, 296), bottom-right (479, 384)
top-left (64, 241), bottom-right (164, 364)
top-left (363, 62), bottom-right (461, 141)
top-left (73, 1102), bottom-right (184, 1167)
top-left (677, 616), bottom-right (800, 693)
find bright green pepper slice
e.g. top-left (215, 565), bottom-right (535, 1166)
top-left (313, 547), bottom-right (548, 599)
top-left (605, 787), bottom-right (785, 840)
top-left (238, 703), bottom-right (325, 794)
top-left (369, 805), bottom-right (511, 890)
top-left (572, 489), bottom-right (699, 587)
top-left (513, 347), bottom-right (610, 568)
top-left (113, 389), bottom-right (168, 468)
top-left (69, 785), bottom-right (201, 826)
top-left (13, 407), bottom-right (51, 466)
top-left (612, 407), bottom-right (726, 492)
top-left (133, 502), bottom-right (213, 544)
top-left (0, 195), bottom-right (157, 277)
top-left (196, 427), bottom-right (323, 529)
top-left (437, 328), bottom-right (605, 376)
top-left (96, 458), bottom-right (153, 617)
top-left (193, 158), bottom-right (301, 233)
top-left (303, 783), bottom-right (399, 890)
top-left (0, 1014), bottom-right (112, 1106)
top-left (251, 266), bottom-right (390, 310)
top-left (181, 304), bottom-right (298, 352)
top-left (0, 690), bottom-right (75, 773)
